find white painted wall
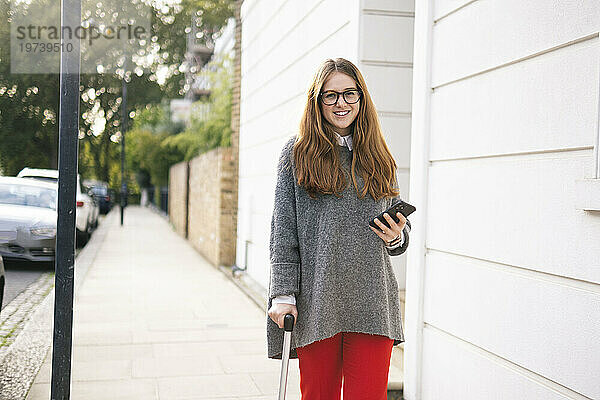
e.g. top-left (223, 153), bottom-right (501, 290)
top-left (236, 0), bottom-right (414, 291)
top-left (237, 0), bottom-right (361, 289)
top-left (405, 1), bottom-right (600, 399)
top-left (358, 0), bottom-right (415, 288)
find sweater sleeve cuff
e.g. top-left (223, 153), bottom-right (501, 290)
top-left (386, 220), bottom-right (411, 256)
top-left (385, 231), bottom-right (405, 250)
top-left (269, 262), bottom-right (300, 298)
top-left (272, 294), bottom-right (296, 306)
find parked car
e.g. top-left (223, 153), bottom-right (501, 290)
top-left (0, 177), bottom-right (57, 262)
top-left (83, 180), bottom-right (113, 214)
top-left (16, 168), bottom-right (99, 245)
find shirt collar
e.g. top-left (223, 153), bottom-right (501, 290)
top-left (333, 131), bottom-right (353, 151)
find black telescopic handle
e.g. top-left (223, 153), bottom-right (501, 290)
top-left (283, 314), bottom-right (295, 332)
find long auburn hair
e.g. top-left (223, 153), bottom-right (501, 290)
top-left (292, 58), bottom-right (401, 201)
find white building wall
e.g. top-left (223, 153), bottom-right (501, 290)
top-left (214, 17), bottom-right (236, 56)
top-left (405, 1), bottom-right (600, 399)
top-left (236, 0), bottom-right (414, 292)
top-left (358, 0), bottom-right (415, 288)
top-left (237, 0), bottom-right (361, 290)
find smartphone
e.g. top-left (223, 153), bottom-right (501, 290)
top-left (369, 200), bottom-right (416, 230)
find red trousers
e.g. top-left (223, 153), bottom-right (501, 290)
top-left (296, 332), bottom-right (393, 400)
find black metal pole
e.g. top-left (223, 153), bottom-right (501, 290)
top-left (120, 69), bottom-right (127, 226)
top-left (51, 0), bottom-right (81, 397)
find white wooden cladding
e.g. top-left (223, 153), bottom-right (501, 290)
top-left (427, 151), bottom-right (600, 285)
top-left (420, 328), bottom-right (575, 400)
top-left (429, 38), bottom-right (599, 162)
top-left (361, 65), bottom-right (413, 114)
top-left (431, 0), bottom-right (600, 87)
top-left (240, 21), bottom-right (356, 127)
top-left (237, 0), bottom-right (363, 290)
top-left (422, 251), bottom-right (600, 398)
top-left (412, 1), bottom-right (600, 398)
top-left (361, 14), bottom-right (414, 63)
top-left (240, 0), bottom-right (360, 129)
top-left (363, 0), bottom-right (415, 13)
top-left (358, 0), bottom-right (416, 289)
top-left (380, 116), bottom-right (412, 169)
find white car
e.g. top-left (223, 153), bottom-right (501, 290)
top-left (16, 168), bottom-right (99, 245)
top-left (0, 177), bottom-right (57, 262)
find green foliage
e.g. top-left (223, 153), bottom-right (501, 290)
top-left (126, 105), bottom-right (185, 187)
top-left (0, 0), bottom-right (234, 187)
top-left (163, 52), bottom-right (233, 160)
top-left (144, 0), bottom-right (235, 97)
top-left (126, 51), bottom-right (233, 186)
top-left (0, 0), bottom-right (60, 175)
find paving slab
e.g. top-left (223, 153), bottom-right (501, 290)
top-left (25, 207), bottom-right (302, 399)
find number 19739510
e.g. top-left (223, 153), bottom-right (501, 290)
top-left (19, 42), bottom-right (73, 53)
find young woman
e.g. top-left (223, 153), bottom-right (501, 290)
top-left (267, 57), bottom-right (411, 400)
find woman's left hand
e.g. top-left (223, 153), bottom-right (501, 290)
top-left (370, 212), bottom-right (406, 245)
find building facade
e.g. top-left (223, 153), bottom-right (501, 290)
top-left (405, 1), bottom-right (600, 399)
top-left (235, 0), bottom-right (413, 294)
top-left (236, 0), bottom-right (600, 398)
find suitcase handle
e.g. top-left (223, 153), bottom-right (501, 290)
top-left (283, 313), bottom-right (295, 332)
top-left (278, 313), bottom-right (295, 400)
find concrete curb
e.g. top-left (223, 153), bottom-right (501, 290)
top-left (0, 210), bottom-right (114, 400)
top-left (217, 265), bottom-right (268, 311)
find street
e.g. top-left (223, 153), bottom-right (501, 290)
top-left (2, 261), bottom-right (51, 309)
top-left (2, 225), bottom-right (92, 310)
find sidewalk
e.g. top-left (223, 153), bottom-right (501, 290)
top-left (26, 206), bottom-right (301, 400)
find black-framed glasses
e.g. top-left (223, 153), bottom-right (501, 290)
top-left (319, 89), bottom-right (362, 105)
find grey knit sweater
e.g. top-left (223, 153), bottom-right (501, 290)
top-left (266, 135), bottom-right (410, 359)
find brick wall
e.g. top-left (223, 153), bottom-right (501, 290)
top-left (168, 161), bottom-right (189, 237)
top-left (167, 1), bottom-right (241, 268)
top-left (179, 146), bottom-right (237, 267)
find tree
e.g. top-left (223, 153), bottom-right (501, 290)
top-left (0, 0), bottom-right (60, 175)
top-left (0, 0), bottom-right (234, 183)
top-left (126, 104), bottom-right (185, 188)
